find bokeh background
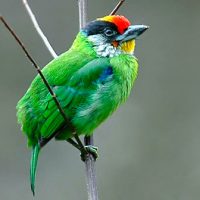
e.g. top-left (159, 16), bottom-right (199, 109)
top-left (0, 0), bottom-right (200, 199)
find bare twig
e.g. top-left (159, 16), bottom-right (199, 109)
top-left (0, 16), bottom-right (86, 151)
top-left (0, 16), bottom-right (65, 125)
top-left (0, 17), bottom-right (64, 123)
top-left (78, 0), bottom-right (87, 30)
top-left (22, 0), bottom-right (58, 58)
top-left (77, 0), bottom-right (99, 199)
top-left (110, 0), bottom-right (125, 15)
top-left (84, 136), bottom-right (98, 200)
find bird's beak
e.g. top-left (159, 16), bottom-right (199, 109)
top-left (116, 25), bottom-right (149, 42)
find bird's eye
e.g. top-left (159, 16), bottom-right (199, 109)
top-left (104, 29), bottom-right (116, 37)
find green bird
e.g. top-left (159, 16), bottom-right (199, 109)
top-left (16, 15), bottom-right (148, 194)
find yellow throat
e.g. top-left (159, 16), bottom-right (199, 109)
top-left (120, 39), bottom-right (135, 54)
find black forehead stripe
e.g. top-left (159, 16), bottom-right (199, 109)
top-left (82, 21), bottom-right (119, 36)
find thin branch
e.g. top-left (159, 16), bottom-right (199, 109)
top-left (0, 16), bottom-right (70, 128)
top-left (0, 16), bottom-right (87, 151)
top-left (22, 0), bottom-right (58, 58)
top-left (110, 0), bottom-right (125, 15)
top-left (78, 0), bottom-right (87, 30)
top-left (39, 123), bottom-right (80, 151)
top-left (78, 0), bottom-right (98, 200)
top-left (84, 136), bottom-right (98, 200)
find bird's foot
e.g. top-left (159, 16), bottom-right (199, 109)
top-left (80, 145), bottom-right (98, 162)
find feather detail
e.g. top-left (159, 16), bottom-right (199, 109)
top-left (30, 143), bottom-right (40, 196)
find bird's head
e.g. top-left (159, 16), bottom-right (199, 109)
top-left (81, 15), bottom-right (148, 57)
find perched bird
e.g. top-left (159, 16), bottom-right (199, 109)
top-left (16, 15), bottom-right (148, 194)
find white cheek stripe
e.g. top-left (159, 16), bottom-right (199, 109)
top-left (88, 34), bottom-right (126, 58)
top-left (96, 44), bottom-right (122, 58)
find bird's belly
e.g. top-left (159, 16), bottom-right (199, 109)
top-left (72, 83), bottom-right (126, 135)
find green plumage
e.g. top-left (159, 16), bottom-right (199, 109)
top-left (30, 144), bottom-right (40, 195)
top-left (17, 32), bottom-right (138, 193)
top-left (17, 32), bottom-right (138, 145)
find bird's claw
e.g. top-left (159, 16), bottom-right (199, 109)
top-left (80, 145), bottom-right (98, 161)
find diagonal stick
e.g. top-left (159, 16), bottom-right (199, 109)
top-left (22, 0), bottom-right (58, 58)
top-left (0, 16), bottom-right (86, 151)
top-left (21, 0), bottom-right (126, 59)
top-left (110, 0), bottom-right (125, 15)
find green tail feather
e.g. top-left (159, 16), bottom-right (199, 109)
top-left (30, 144), bottom-right (40, 196)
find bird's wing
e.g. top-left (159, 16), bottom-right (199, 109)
top-left (39, 57), bottom-right (113, 139)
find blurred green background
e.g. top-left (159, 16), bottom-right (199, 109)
top-left (1, 0), bottom-right (200, 199)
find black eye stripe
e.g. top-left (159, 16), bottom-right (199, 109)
top-left (83, 21), bottom-right (119, 36)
